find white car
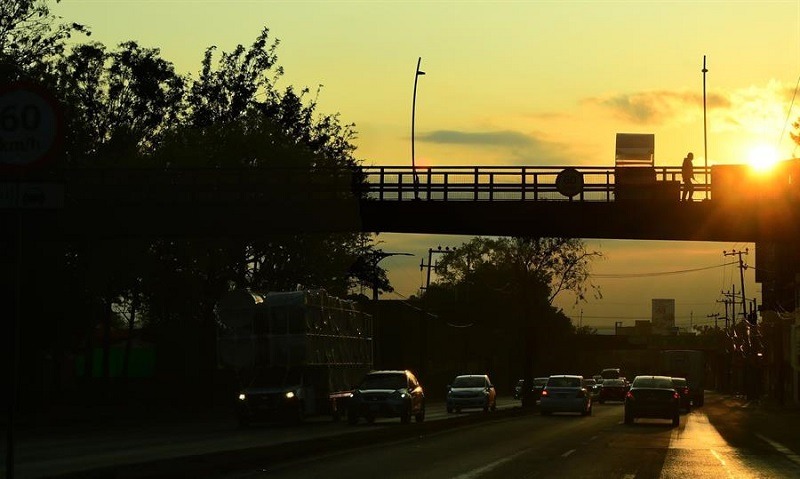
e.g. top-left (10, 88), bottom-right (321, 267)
top-left (446, 374), bottom-right (497, 413)
top-left (539, 375), bottom-right (592, 416)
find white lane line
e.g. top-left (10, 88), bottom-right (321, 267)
top-left (710, 449), bottom-right (727, 466)
top-left (622, 474), bottom-right (636, 479)
top-left (561, 448), bottom-right (576, 458)
top-left (709, 449), bottom-right (735, 479)
top-left (451, 450), bottom-right (527, 479)
top-left (755, 433), bottom-right (800, 467)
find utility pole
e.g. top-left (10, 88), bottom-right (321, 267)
top-left (724, 249), bottom-right (749, 324)
top-left (747, 298), bottom-right (759, 326)
top-left (419, 245), bottom-right (455, 292)
top-left (717, 297), bottom-right (730, 329)
top-left (725, 285), bottom-right (738, 328)
top-left (707, 312), bottom-right (720, 330)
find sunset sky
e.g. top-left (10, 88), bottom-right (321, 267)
top-left (52, 0), bottom-right (797, 333)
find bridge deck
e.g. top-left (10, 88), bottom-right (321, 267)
top-left (2, 165), bottom-right (796, 242)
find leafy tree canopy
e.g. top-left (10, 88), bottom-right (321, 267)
top-left (433, 237), bottom-right (602, 305)
top-left (0, 0), bottom-right (89, 82)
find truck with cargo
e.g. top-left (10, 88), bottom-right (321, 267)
top-left (216, 289), bottom-right (373, 425)
top-left (659, 349), bottom-right (706, 407)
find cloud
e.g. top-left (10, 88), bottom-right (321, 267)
top-left (418, 129), bottom-right (536, 148)
top-left (715, 80), bottom-right (796, 135)
top-left (586, 81), bottom-right (800, 138)
top-left (415, 129), bottom-right (575, 165)
top-left (586, 90), bottom-right (730, 123)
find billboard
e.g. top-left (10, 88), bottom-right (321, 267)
top-left (652, 299), bottom-right (675, 335)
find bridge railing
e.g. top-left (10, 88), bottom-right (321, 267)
top-left (9, 165), bottom-right (711, 206)
top-left (361, 166), bottom-right (710, 202)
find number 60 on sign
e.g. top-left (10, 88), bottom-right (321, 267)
top-left (0, 82), bottom-right (62, 170)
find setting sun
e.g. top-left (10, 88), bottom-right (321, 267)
top-left (747, 144), bottom-right (781, 172)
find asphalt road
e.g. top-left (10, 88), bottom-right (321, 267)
top-left (8, 397), bottom-right (521, 478)
top-left (221, 393), bottom-right (800, 479)
top-left (9, 392), bottom-right (800, 478)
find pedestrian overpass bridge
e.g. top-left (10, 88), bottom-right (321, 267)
top-left (3, 163), bottom-right (798, 242)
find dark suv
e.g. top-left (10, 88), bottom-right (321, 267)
top-left (347, 370), bottom-right (425, 424)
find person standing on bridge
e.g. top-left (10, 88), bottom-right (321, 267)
top-left (681, 152), bottom-right (695, 201)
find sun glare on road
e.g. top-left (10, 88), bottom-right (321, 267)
top-left (747, 144), bottom-right (780, 173)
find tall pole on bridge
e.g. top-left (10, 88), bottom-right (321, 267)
top-left (702, 55), bottom-right (709, 195)
top-left (411, 57), bottom-right (425, 201)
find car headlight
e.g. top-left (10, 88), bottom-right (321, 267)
top-left (391, 390), bottom-right (408, 399)
top-left (285, 391), bottom-right (296, 399)
top-left (238, 393), bottom-right (246, 401)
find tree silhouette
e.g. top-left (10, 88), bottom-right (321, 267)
top-left (6, 4), bottom-right (388, 411)
top-left (0, 0), bottom-right (89, 82)
top-left (427, 236), bottom-right (602, 407)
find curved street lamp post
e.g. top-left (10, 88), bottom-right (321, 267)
top-left (411, 57), bottom-right (425, 200)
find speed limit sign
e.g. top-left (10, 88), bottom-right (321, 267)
top-left (0, 82), bottom-right (62, 170)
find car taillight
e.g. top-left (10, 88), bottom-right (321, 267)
top-left (626, 391), bottom-right (634, 400)
top-left (541, 389), bottom-right (549, 397)
top-left (673, 392), bottom-right (680, 400)
top-left (681, 388), bottom-right (689, 395)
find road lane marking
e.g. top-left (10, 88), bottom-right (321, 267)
top-left (622, 474), bottom-right (636, 479)
top-left (561, 449), bottom-right (575, 458)
top-left (710, 449), bottom-right (726, 466)
top-left (451, 450), bottom-right (527, 479)
top-left (755, 433), bottom-right (800, 467)
top-left (709, 449), bottom-right (735, 479)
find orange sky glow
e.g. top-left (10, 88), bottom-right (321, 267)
top-left (52, 0), bottom-right (799, 332)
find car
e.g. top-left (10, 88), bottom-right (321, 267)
top-left (513, 379), bottom-right (525, 400)
top-left (591, 383), bottom-right (603, 398)
top-left (347, 370), bottom-right (425, 425)
top-left (517, 376), bottom-right (549, 406)
top-left (624, 375), bottom-right (680, 427)
top-left (446, 374), bottom-right (497, 413)
top-left (600, 368), bottom-right (622, 381)
top-left (597, 378), bottom-right (628, 403)
top-left (671, 377), bottom-right (691, 412)
top-left (539, 375), bottom-right (592, 416)
top-left (531, 377), bottom-right (549, 399)
top-left (582, 378), bottom-right (598, 399)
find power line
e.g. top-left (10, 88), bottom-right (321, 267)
top-left (578, 315), bottom-right (709, 320)
top-left (779, 74), bottom-right (800, 147)
top-left (594, 261), bottom-right (737, 278)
